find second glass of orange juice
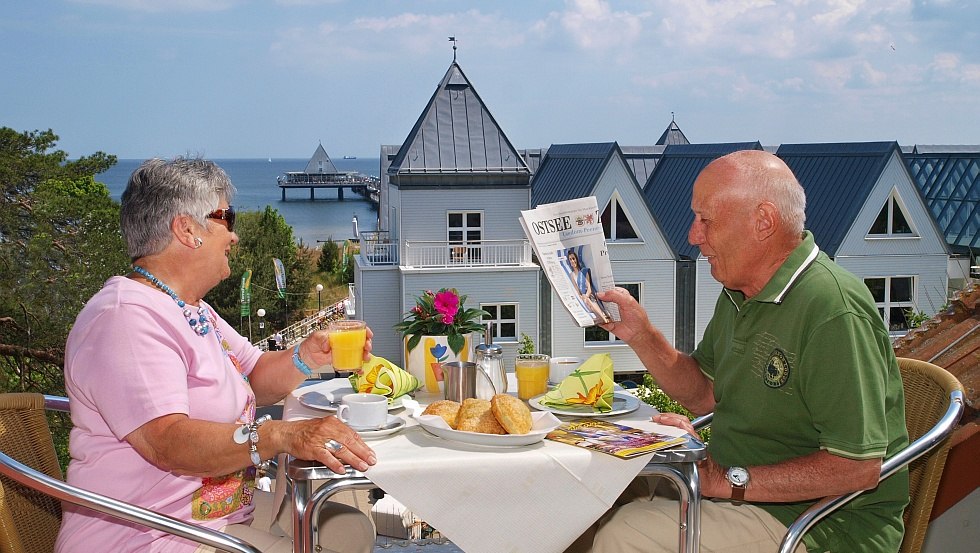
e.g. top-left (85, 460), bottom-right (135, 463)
top-left (328, 320), bottom-right (367, 371)
top-left (516, 354), bottom-right (550, 400)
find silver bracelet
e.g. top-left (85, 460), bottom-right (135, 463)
top-left (234, 414), bottom-right (272, 467)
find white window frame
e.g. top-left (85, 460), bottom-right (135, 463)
top-left (585, 282), bottom-right (640, 345)
top-left (481, 302), bottom-right (518, 343)
top-left (600, 192), bottom-right (642, 242)
top-left (867, 189), bottom-right (918, 238)
top-left (864, 275), bottom-right (916, 334)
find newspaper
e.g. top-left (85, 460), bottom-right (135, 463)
top-left (519, 197), bottom-right (620, 327)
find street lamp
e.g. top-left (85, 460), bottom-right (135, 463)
top-left (257, 308), bottom-right (266, 331)
top-left (315, 283), bottom-right (323, 312)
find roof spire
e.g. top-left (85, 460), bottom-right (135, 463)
top-left (448, 36), bottom-right (457, 61)
top-left (671, 111), bottom-right (675, 122)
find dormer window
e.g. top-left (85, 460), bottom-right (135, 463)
top-left (600, 194), bottom-right (640, 241)
top-left (869, 190), bottom-right (915, 236)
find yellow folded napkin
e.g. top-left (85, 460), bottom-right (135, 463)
top-left (348, 355), bottom-right (420, 401)
top-left (539, 353), bottom-right (615, 412)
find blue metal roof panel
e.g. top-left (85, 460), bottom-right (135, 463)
top-left (388, 62), bottom-right (529, 179)
top-left (776, 142), bottom-right (897, 255)
top-left (530, 143), bottom-right (617, 207)
top-left (643, 142), bottom-right (763, 259)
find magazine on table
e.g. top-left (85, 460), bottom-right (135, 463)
top-left (519, 196), bottom-right (620, 327)
top-left (546, 419), bottom-right (689, 459)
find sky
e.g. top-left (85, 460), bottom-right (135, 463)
top-left (3, 0), bottom-right (978, 160)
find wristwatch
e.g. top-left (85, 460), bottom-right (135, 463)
top-left (725, 466), bottom-right (750, 501)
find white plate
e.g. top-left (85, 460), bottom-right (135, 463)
top-left (355, 415), bottom-right (406, 439)
top-left (414, 410), bottom-right (561, 447)
top-left (298, 388), bottom-right (405, 412)
top-left (528, 391), bottom-right (640, 417)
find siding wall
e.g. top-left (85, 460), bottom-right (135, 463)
top-left (397, 188), bottom-right (529, 242)
top-left (695, 257), bottom-right (723, 345)
top-left (353, 264), bottom-right (404, 361)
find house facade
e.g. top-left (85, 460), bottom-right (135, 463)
top-left (352, 59), bottom-right (957, 373)
top-left (530, 142), bottom-right (675, 373)
top-left (353, 61), bottom-right (539, 366)
top-left (777, 142), bottom-right (950, 336)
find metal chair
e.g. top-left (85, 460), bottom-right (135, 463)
top-left (688, 358), bottom-right (964, 553)
top-left (0, 393), bottom-right (261, 553)
top-left (778, 358), bottom-right (965, 553)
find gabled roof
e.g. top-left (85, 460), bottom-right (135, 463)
top-left (388, 61), bottom-right (530, 185)
top-left (776, 141), bottom-right (900, 256)
top-left (304, 143), bottom-right (338, 174)
top-left (642, 142), bottom-right (763, 259)
top-left (530, 142), bottom-right (621, 207)
top-left (903, 144), bottom-right (980, 253)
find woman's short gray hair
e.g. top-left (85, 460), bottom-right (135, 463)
top-left (120, 157), bottom-right (236, 260)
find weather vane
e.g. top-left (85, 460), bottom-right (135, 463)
top-left (448, 36), bottom-right (457, 61)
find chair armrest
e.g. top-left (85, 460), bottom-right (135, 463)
top-left (777, 390), bottom-right (965, 553)
top-left (0, 453), bottom-right (261, 553)
top-left (691, 412), bottom-right (713, 431)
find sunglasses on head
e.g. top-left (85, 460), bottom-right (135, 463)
top-left (206, 206), bottom-right (236, 232)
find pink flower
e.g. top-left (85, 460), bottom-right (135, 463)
top-left (434, 290), bottom-right (459, 324)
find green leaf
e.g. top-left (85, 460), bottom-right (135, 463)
top-left (447, 332), bottom-right (464, 356)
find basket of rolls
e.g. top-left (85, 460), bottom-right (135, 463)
top-left (413, 394), bottom-right (561, 447)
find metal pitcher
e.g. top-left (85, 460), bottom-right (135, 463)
top-left (443, 361), bottom-right (494, 403)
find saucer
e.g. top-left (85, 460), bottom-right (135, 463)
top-left (353, 415), bottom-right (405, 439)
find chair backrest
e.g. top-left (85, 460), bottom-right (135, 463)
top-left (897, 357), bottom-right (963, 553)
top-left (0, 393), bottom-right (64, 553)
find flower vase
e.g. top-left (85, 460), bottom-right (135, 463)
top-left (404, 334), bottom-right (476, 394)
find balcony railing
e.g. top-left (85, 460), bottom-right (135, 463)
top-left (357, 233), bottom-right (533, 269)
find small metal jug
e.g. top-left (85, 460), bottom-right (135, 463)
top-left (475, 324), bottom-right (506, 400)
top-left (443, 361), bottom-right (495, 403)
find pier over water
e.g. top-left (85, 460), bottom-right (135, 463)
top-left (277, 143), bottom-right (380, 204)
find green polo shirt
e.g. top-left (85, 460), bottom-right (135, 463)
top-left (692, 231), bottom-right (909, 553)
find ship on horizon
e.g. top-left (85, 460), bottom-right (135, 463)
top-left (343, 155), bottom-right (357, 159)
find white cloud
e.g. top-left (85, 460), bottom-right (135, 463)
top-left (556, 0), bottom-right (648, 51)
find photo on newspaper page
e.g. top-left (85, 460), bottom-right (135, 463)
top-left (519, 197), bottom-right (620, 328)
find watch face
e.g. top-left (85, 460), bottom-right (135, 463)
top-left (727, 467), bottom-right (750, 486)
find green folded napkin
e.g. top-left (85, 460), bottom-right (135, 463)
top-left (539, 353), bottom-right (615, 412)
top-left (348, 355), bottom-right (420, 401)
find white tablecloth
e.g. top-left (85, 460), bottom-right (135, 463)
top-left (281, 377), bottom-right (682, 553)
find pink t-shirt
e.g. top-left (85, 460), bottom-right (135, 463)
top-left (56, 276), bottom-right (264, 552)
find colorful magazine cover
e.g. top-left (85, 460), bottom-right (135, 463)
top-left (546, 418), bottom-right (688, 459)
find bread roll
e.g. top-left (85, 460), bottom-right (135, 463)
top-left (422, 400), bottom-right (461, 429)
top-left (490, 394), bottom-right (533, 435)
top-left (455, 398), bottom-right (506, 434)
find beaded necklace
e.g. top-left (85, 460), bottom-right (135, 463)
top-left (132, 265), bottom-right (212, 337)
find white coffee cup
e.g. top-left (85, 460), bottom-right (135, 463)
top-left (549, 356), bottom-right (583, 385)
top-left (336, 393), bottom-right (388, 430)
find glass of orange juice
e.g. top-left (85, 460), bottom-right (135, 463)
top-left (515, 354), bottom-right (550, 400)
top-left (328, 320), bottom-right (367, 371)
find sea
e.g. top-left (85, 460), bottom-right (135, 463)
top-left (97, 158), bottom-right (381, 246)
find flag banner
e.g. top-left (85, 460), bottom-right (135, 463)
top-left (273, 258), bottom-right (286, 299)
top-left (240, 269), bottom-right (252, 317)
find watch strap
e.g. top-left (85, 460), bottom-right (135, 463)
top-left (731, 483), bottom-right (746, 501)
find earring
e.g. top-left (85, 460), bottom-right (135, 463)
top-left (194, 237), bottom-right (203, 248)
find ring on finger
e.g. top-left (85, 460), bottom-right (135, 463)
top-left (324, 439), bottom-right (345, 454)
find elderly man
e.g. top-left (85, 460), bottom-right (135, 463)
top-left (575, 151), bottom-right (909, 552)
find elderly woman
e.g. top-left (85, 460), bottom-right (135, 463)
top-left (56, 157), bottom-right (376, 553)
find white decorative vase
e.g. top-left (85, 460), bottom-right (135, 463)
top-left (404, 334), bottom-right (476, 394)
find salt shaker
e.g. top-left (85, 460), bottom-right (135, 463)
top-left (475, 323), bottom-right (506, 399)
